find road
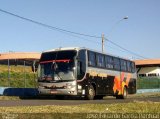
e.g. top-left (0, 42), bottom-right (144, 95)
top-left (0, 96), bottom-right (159, 107)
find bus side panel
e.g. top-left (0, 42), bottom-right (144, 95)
top-left (113, 72), bottom-right (137, 96)
top-left (113, 75), bottom-right (122, 95)
top-left (85, 71), bottom-right (117, 96)
top-left (78, 71), bottom-right (136, 97)
top-left (85, 73), bottom-right (106, 95)
top-left (106, 76), bottom-right (115, 95)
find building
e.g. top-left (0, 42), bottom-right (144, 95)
top-left (0, 52), bottom-right (41, 65)
top-left (135, 59), bottom-right (160, 77)
top-left (0, 52), bottom-right (41, 88)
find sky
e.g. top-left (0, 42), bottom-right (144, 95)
top-left (0, 0), bottom-right (160, 59)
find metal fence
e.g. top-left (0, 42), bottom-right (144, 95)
top-left (137, 77), bottom-right (160, 89)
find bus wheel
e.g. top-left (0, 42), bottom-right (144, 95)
top-left (86, 85), bottom-right (95, 100)
top-left (116, 87), bottom-right (128, 99)
top-left (123, 86), bottom-right (128, 99)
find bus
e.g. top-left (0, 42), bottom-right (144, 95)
top-left (37, 47), bottom-right (137, 100)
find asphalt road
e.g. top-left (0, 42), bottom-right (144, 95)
top-left (0, 96), bottom-right (159, 107)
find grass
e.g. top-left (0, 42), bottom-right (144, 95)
top-left (0, 65), bottom-right (36, 88)
top-left (0, 101), bottom-right (159, 119)
top-left (0, 93), bottom-right (159, 118)
top-left (127, 92), bottom-right (160, 98)
top-left (0, 101), bottom-right (159, 113)
top-left (0, 96), bottom-right (20, 100)
top-left (0, 65), bottom-right (160, 118)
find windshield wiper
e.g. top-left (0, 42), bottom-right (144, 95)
top-left (56, 73), bottom-right (63, 80)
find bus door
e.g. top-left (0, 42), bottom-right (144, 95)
top-left (106, 76), bottom-right (115, 95)
top-left (96, 76), bottom-right (108, 95)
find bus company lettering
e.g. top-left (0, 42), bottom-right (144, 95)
top-left (89, 70), bottom-right (107, 78)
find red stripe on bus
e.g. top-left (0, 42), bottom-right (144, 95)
top-left (40, 59), bottom-right (71, 64)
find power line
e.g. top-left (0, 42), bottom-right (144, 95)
top-left (104, 38), bottom-right (148, 59)
top-left (0, 8), bottom-right (147, 59)
top-left (0, 9), bottom-right (101, 39)
top-left (58, 29), bottom-right (102, 45)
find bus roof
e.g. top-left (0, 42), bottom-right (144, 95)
top-left (42, 47), bottom-right (134, 62)
top-left (43, 47), bottom-right (83, 53)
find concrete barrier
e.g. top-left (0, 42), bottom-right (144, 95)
top-left (0, 87), bottom-right (38, 96)
top-left (137, 89), bottom-right (160, 94)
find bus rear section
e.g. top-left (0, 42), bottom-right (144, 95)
top-left (78, 71), bottom-right (137, 100)
top-left (76, 50), bottom-right (137, 100)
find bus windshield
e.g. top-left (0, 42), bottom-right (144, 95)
top-left (38, 50), bottom-right (77, 82)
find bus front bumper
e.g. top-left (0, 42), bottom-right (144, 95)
top-left (38, 88), bottom-right (78, 96)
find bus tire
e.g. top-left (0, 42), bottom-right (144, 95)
top-left (86, 85), bottom-right (95, 100)
top-left (116, 86), bottom-right (128, 99)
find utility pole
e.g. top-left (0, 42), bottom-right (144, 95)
top-left (102, 33), bottom-right (105, 53)
top-left (8, 58), bottom-right (10, 87)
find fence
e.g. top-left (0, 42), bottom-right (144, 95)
top-left (137, 77), bottom-right (160, 89)
top-left (0, 60), bottom-right (37, 88)
top-left (1, 60), bottom-right (160, 90)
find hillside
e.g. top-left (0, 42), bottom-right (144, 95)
top-left (0, 65), bottom-right (37, 88)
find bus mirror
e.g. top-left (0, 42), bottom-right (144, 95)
top-left (77, 61), bottom-right (82, 74)
top-left (32, 65), bottom-right (36, 72)
top-left (76, 57), bottom-right (80, 60)
top-left (32, 60), bottom-right (38, 72)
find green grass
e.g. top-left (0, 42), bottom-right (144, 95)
top-left (0, 96), bottom-right (20, 100)
top-left (0, 93), bottom-right (159, 118)
top-left (0, 101), bottom-right (159, 113)
top-left (0, 65), bottom-right (37, 88)
top-left (0, 101), bottom-right (159, 119)
top-left (127, 92), bottom-right (160, 98)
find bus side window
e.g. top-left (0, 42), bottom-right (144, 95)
top-left (105, 55), bottom-right (113, 69)
top-left (77, 61), bottom-right (82, 75)
top-left (120, 59), bottom-right (127, 71)
top-left (113, 57), bottom-right (120, 71)
top-left (131, 62), bottom-right (136, 73)
top-left (88, 51), bottom-right (96, 67)
top-left (127, 61), bottom-right (132, 72)
top-left (97, 54), bottom-right (105, 68)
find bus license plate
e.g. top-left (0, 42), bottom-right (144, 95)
top-left (50, 90), bottom-right (57, 94)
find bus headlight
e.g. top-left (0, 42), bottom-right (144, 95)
top-left (38, 86), bottom-right (45, 89)
top-left (66, 81), bottom-right (76, 89)
top-left (78, 85), bottom-right (82, 90)
top-left (66, 84), bottom-right (72, 89)
top-left (66, 84), bottom-right (75, 89)
top-left (78, 85), bottom-right (82, 93)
